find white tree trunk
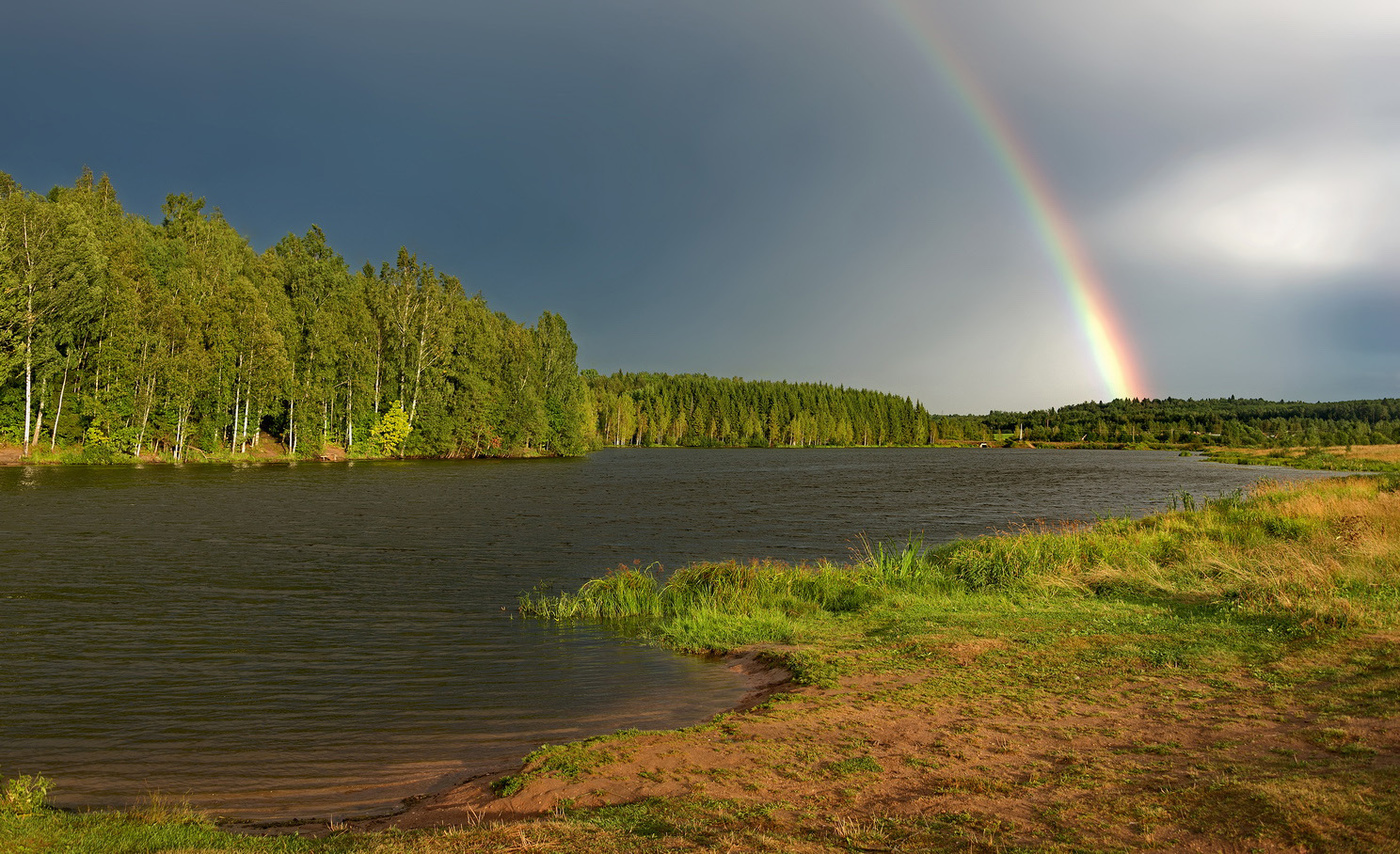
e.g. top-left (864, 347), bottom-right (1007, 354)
top-left (50, 355), bottom-right (70, 451)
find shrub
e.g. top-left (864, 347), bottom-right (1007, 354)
top-left (1, 772), bottom-right (51, 815)
top-left (81, 425), bottom-right (115, 464)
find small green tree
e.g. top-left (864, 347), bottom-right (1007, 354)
top-left (82, 423), bottom-right (115, 464)
top-left (369, 399), bottom-right (412, 457)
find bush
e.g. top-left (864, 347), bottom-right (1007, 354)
top-left (81, 425), bottom-right (115, 464)
top-left (1, 772), bottom-right (51, 815)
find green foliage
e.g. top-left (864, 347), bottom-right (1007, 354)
top-left (782, 649), bottom-right (846, 688)
top-left (586, 379), bottom-right (1400, 451)
top-left (658, 607), bottom-right (797, 651)
top-left (520, 552), bottom-right (933, 630)
top-left (492, 731), bottom-right (636, 797)
top-left (0, 170), bottom-right (591, 461)
top-left (584, 371), bottom-right (936, 448)
top-left (982, 396), bottom-right (1400, 448)
top-left (856, 535), bottom-right (930, 582)
top-left (1, 772), bottom-right (50, 815)
top-left (80, 424), bottom-right (114, 464)
top-left (369, 399), bottom-right (412, 457)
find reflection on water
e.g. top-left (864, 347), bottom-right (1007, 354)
top-left (0, 449), bottom-right (1340, 818)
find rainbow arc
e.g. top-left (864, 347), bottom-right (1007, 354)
top-left (879, 0), bottom-right (1148, 401)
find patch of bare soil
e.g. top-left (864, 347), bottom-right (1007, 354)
top-left (0, 444), bottom-right (22, 465)
top-left (362, 635), bottom-right (1399, 851)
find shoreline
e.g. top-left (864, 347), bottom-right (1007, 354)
top-left (0, 442), bottom-right (1222, 470)
top-left (7, 442), bottom-right (1400, 473)
top-left (367, 649), bottom-right (795, 832)
top-left (0, 444), bottom-right (561, 467)
top-left (221, 649), bottom-right (794, 836)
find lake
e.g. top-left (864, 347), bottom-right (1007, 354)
top-left (0, 449), bottom-right (1343, 819)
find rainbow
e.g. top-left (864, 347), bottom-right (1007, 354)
top-left (876, 0), bottom-right (1149, 401)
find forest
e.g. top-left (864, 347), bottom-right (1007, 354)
top-left (581, 376), bottom-right (1400, 450)
top-left (584, 371), bottom-right (941, 447)
top-left (981, 397), bottom-right (1400, 447)
top-left (0, 169), bottom-right (590, 460)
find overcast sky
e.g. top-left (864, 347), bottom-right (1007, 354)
top-left (5, 0), bottom-right (1397, 413)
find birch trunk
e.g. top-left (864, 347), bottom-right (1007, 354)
top-left (230, 377), bottom-right (242, 454)
top-left (50, 353), bottom-right (70, 450)
top-left (31, 377), bottom-right (46, 453)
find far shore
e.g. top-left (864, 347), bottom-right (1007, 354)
top-left (6, 441), bottom-right (1400, 475)
top-left (0, 440), bottom-right (557, 467)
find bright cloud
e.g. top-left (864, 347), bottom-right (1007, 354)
top-left (1099, 137), bottom-right (1400, 281)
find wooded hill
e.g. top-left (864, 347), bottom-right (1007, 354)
top-left (0, 169), bottom-right (590, 460)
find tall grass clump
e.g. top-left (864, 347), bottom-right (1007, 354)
top-left (519, 563), bottom-right (665, 620)
top-left (520, 550), bottom-right (936, 629)
top-left (519, 545), bottom-right (940, 652)
top-left (854, 535), bottom-right (931, 583)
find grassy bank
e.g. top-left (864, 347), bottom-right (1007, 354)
top-left (6, 475), bottom-right (1399, 852)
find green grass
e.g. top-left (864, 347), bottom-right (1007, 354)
top-left (493, 730), bottom-right (642, 797)
top-left (0, 805), bottom-right (349, 853)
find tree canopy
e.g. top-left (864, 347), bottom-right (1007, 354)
top-left (0, 169), bottom-right (590, 459)
top-left (977, 397), bottom-right (1400, 448)
top-left (584, 371), bottom-right (937, 447)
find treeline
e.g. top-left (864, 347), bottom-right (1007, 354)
top-left (983, 397), bottom-right (1400, 447)
top-left (584, 371), bottom-right (951, 447)
top-left (0, 169), bottom-right (589, 460)
top-left (583, 376), bottom-right (1400, 450)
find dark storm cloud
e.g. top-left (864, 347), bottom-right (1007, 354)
top-left (4, 0), bottom-right (1395, 410)
top-left (1322, 290), bottom-right (1400, 356)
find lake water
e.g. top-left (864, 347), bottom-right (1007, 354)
top-left (0, 449), bottom-right (1343, 819)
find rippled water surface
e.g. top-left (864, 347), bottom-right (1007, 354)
top-left (0, 449), bottom-right (1341, 818)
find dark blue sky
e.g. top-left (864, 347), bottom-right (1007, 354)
top-left (6, 0), bottom-right (1397, 412)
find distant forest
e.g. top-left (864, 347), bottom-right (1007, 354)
top-left (584, 377), bottom-right (1400, 449)
top-left (0, 169), bottom-right (589, 459)
top-left (981, 397), bottom-right (1400, 448)
top-left (584, 372), bottom-right (937, 447)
